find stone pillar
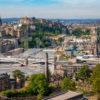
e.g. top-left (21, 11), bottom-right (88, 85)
top-left (54, 56), bottom-right (57, 71)
top-left (25, 58), bottom-right (28, 66)
top-left (45, 53), bottom-right (49, 81)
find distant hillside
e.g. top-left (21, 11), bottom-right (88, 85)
top-left (2, 18), bottom-right (19, 24)
top-left (50, 19), bottom-right (100, 25)
top-left (2, 18), bottom-right (100, 25)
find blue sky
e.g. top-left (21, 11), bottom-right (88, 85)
top-left (0, 0), bottom-right (100, 18)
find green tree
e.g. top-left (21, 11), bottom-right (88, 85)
top-left (12, 70), bottom-right (25, 80)
top-left (91, 64), bottom-right (100, 99)
top-left (76, 65), bottom-right (92, 82)
top-left (72, 28), bottom-right (83, 37)
top-left (72, 28), bottom-right (90, 37)
top-left (27, 74), bottom-right (49, 96)
top-left (91, 64), bottom-right (100, 81)
top-left (60, 77), bottom-right (76, 91)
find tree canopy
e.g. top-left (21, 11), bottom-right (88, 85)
top-left (60, 77), bottom-right (76, 91)
top-left (76, 65), bottom-right (92, 81)
top-left (90, 64), bottom-right (100, 99)
top-left (91, 64), bottom-right (100, 92)
top-left (27, 74), bottom-right (49, 96)
top-left (12, 70), bottom-right (25, 80)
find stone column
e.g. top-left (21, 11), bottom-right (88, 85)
top-left (54, 56), bottom-right (57, 71)
top-left (45, 53), bottom-right (49, 81)
top-left (25, 58), bottom-right (28, 66)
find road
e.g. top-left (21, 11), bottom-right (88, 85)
top-left (0, 63), bottom-right (45, 77)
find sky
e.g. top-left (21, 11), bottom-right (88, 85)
top-left (0, 0), bottom-right (100, 19)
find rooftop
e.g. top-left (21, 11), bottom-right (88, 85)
top-left (45, 91), bottom-right (83, 100)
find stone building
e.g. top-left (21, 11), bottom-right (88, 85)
top-left (54, 61), bottom-right (84, 79)
top-left (0, 24), bottom-right (26, 38)
top-left (19, 17), bottom-right (33, 25)
top-left (0, 39), bottom-right (19, 53)
top-left (0, 73), bottom-right (10, 91)
top-left (0, 73), bottom-right (24, 91)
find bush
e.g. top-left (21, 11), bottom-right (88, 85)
top-left (60, 77), bottom-right (76, 91)
top-left (76, 65), bottom-right (92, 82)
top-left (1, 74), bottom-right (50, 98)
top-left (90, 64), bottom-right (100, 99)
top-left (1, 90), bottom-right (18, 98)
top-left (27, 74), bottom-right (49, 96)
top-left (37, 94), bottom-right (43, 100)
